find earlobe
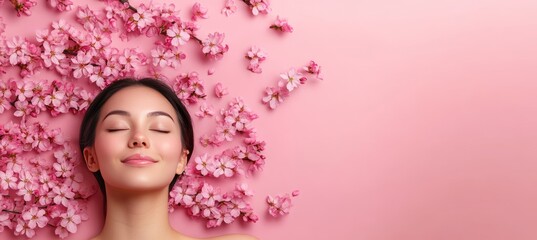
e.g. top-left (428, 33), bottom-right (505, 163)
top-left (83, 147), bottom-right (100, 172)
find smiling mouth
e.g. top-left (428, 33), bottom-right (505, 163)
top-left (121, 154), bottom-right (157, 166)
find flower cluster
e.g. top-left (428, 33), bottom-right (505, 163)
top-left (0, 78), bottom-right (93, 120)
top-left (245, 46), bottom-right (267, 73)
top-left (201, 98), bottom-right (259, 146)
top-left (262, 60), bottom-right (323, 109)
top-left (107, 1), bottom-right (230, 61)
top-left (0, 0), bottom-right (318, 235)
top-left (2, 36), bottom-right (42, 78)
top-left (0, 0), bottom-right (235, 83)
top-left (241, 0), bottom-right (271, 16)
top-left (170, 71), bottom-right (207, 105)
top-left (196, 98), bottom-right (266, 175)
top-left (270, 16), bottom-right (293, 33)
top-left (169, 179), bottom-right (258, 228)
top-left (266, 190), bottom-right (299, 217)
top-left (5, 0), bottom-right (72, 16)
top-left (0, 18), bottom-right (148, 86)
top-left (0, 121), bottom-right (95, 238)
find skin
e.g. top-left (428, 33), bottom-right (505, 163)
top-left (83, 86), bottom-right (256, 240)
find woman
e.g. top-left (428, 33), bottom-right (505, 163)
top-left (79, 78), bottom-right (256, 240)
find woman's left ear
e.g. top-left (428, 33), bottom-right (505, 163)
top-left (83, 147), bottom-right (100, 172)
top-left (175, 149), bottom-right (189, 175)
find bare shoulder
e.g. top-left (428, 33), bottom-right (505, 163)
top-left (203, 234), bottom-right (258, 240)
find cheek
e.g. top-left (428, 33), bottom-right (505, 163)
top-left (156, 134), bottom-right (183, 161)
top-left (93, 132), bottom-right (123, 161)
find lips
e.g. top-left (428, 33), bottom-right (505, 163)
top-left (121, 154), bottom-right (157, 166)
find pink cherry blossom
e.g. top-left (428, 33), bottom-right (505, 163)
top-left (60, 208), bottom-right (81, 233)
top-left (262, 86), bottom-right (286, 109)
top-left (248, 0), bottom-right (270, 16)
top-left (214, 82), bottom-right (228, 98)
top-left (246, 46), bottom-right (267, 73)
top-left (22, 207), bottom-right (48, 229)
top-left (15, 218), bottom-right (35, 238)
top-left (235, 183), bottom-right (254, 197)
top-left (266, 193), bottom-right (294, 217)
top-left (213, 155), bottom-right (236, 178)
top-left (44, 89), bottom-right (65, 108)
top-left (278, 68), bottom-right (303, 92)
top-left (118, 48), bottom-right (144, 75)
top-left (202, 32), bottom-right (229, 60)
top-left (52, 184), bottom-right (75, 207)
top-left (6, 36), bottom-right (30, 65)
top-left (131, 7), bottom-right (155, 30)
top-left (270, 16), bottom-right (294, 33)
top-left (89, 29), bottom-right (112, 50)
top-left (171, 71), bottom-right (207, 105)
top-left (170, 185), bottom-right (196, 206)
top-left (196, 183), bottom-right (222, 207)
top-left (89, 67), bottom-right (107, 89)
top-left (166, 23), bottom-right (190, 47)
top-left (41, 41), bottom-right (66, 67)
top-left (13, 80), bottom-right (34, 101)
top-left (168, 47), bottom-right (186, 68)
top-left (303, 60), bottom-right (323, 80)
top-left (52, 18), bottom-right (70, 32)
top-left (191, 2), bottom-right (208, 21)
top-left (221, 0), bottom-right (237, 16)
top-left (151, 46), bottom-right (174, 68)
top-left (216, 123), bottom-right (236, 142)
top-left (195, 103), bottom-right (215, 118)
top-left (207, 68), bottom-right (215, 75)
top-left (194, 153), bottom-right (215, 176)
top-left (14, 100), bottom-right (31, 118)
top-left (71, 51), bottom-right (94, 78)
top-left (10, 0), bottom-right (37, 17)
top-left (0, 169), bottom-right (18, 190)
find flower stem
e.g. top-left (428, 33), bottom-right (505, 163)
top-left (118, 0), bottom-right (138, 13)
top-left (191, 35), bottom-right (203, 45)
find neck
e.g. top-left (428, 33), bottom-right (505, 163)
top-left (97, 186), bottom-right (179, 240)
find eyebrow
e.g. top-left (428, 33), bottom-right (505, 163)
top-left (102, 110), bottom-right (175, 122)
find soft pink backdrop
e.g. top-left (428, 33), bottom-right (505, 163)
top-left (1, 0), bottom-right (537, 239)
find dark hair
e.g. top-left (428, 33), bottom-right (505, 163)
top-left (79, 78), bottom-right (194, 200)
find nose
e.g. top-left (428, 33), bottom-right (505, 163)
top-left (128, 132), bottom-right (150, 148)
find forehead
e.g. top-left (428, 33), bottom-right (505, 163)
top-left (100, 86), bottom-right (176, 119)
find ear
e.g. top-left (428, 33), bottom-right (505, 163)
top-left (176, 149), bottom-right (189, 175)
top-left (83, 147), bottom-right (100, 172)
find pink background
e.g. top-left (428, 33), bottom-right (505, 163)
top-left (2, 0), bottom-right (537, 239)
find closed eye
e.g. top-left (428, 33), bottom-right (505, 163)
top-left (151, 129), bottom-right (171, 133)
top-left (106, 129), bottom-right (128, 132)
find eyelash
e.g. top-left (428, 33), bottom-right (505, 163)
top-left (152, 130), bottom-right (171, 133)
top-left (107, 129), bottom-right (127, 132)
top-left (106, 129), bottom-right (170, 133)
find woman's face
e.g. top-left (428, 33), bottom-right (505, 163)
top-left (85, 86), bottom-right (186, 192)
